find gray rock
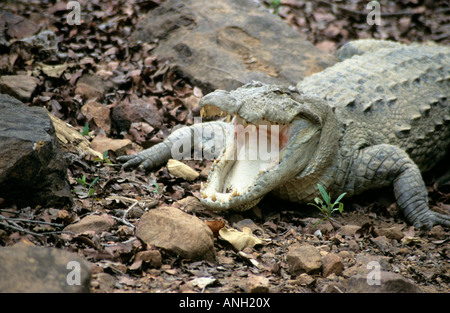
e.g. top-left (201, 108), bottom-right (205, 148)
top-left (0, 245), bottom-right (91, 292)
top-left (286, 244), bottom-right (322, 275)
top-left (343, 254), bottom-right (392, 278)
top-left (0, 94), bottom-right (72, 207)
top-left (136, 206), bottom-right (216, 261)
top-left (131, 0), bottom-right (337, 93)
top-left (346, 271), bottom-right (421, 293)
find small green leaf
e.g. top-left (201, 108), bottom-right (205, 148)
top-left (338, 202), bottom-right (344, 213)
top-left (80, 122), bottom-right (89, 136)
top-left (88, 177), bottom-right (99, 189)
top-left (334, 192), bottom-right (347, 205)
top-left (153, 181), bottom-right (161, 193)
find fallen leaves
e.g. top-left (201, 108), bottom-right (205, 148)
top-left (269, 0), bottom-right (449, 53)
top-left (39, 63), bottom-right (76, 78)
top-left (1, 0), bottom-right (450, 294)
top-left (204, 220), bottom-right (225, 238)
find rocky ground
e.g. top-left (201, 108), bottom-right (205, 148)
top-left (0, 0), bottom-right (449, 293)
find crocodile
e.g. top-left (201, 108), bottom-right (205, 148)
top-left (118, 40), bottom-right (450, 229)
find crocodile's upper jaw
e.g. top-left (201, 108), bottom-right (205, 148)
top-left (198, 82), bottom-right (329, 211)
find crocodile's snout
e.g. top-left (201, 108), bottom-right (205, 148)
top-left (197, 82), bottom-right (328, 212)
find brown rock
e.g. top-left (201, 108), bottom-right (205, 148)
top-left (286, 244), bottom-right (322, 275)
top-left (337, 224), bottom-right (361, 237)
top-left (290, 273), bottom-right (315, 287)
top-left (244, 274), bottom-right (270, 293)
top-left (429, 225), bottom-right (446, 240)
top-left (111, 94), bottom-right (163, 134)
top-left (136, 207), bottom-right (215, 261)
top-left (370, 235), bottom-right (391, 251)
top-left (64, 214), bottom-right (115, 234)
top-left (322, 253), bottom-right (344, 277)
top-left (75, 73), bottom-right (115, 101)
top-left (0, 11), bottom-right (39, 40)
top-left (174, 196), bottom-right (204, 213)
top-left (81, 101), bottom-right (111, 135)
top-left (129, 250), bottom-right (162, 270)
top-left (75, 82), bottom-right (103, 101)
top-left (0, 245), bottom-right (91, 292)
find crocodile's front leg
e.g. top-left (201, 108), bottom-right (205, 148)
top-left (117, 121), bottom-right (231, 169)
top-left (340, 144), bottom-right (450, 229)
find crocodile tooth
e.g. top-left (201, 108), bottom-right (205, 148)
top-left (200, 182), bottom-right (205, 190)
top-left (410, 113), bottom-right (421, 121)
top-left (232, 189), bottom-right (239, 197)
top-left (434, 119), bottom-right (444, 129)
top-left (443, 115), bottom-right (450, 124)
top-left (202, 192), bottom-right (207, 199)
top-left (362, 101), bottom-right (373, 112)
top-left (211, 192), bottom-right (217, 202)
top-left (394, 124), bottom-right (411, 138)
top-left (419, 104), bottom-right (431, 114)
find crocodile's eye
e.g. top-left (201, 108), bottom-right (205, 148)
top-left (272, 89), bottom-right (284, 95)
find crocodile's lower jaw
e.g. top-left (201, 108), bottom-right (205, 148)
top-left (200, 109), bottom-right (290, 211)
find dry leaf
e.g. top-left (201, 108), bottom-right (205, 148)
top-left (190, 276), bottom-right (218, 289)
top-left (129, 250), bottom-right (162, 270)
top-left (40, 63), bottom-right (75, 78)
top-left (219, 227), bottom-right (265, 251)
top-left (90, 134), bottom-right (132, 155)
top-left (167, 159), bottom-right (199, 181)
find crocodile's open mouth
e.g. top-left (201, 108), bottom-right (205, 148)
top-left (199, 104), bottom-right (291, 211)
top-left (197, 82), bottom-right (325, 212)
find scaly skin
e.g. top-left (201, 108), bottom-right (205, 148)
top-left (118, 40), bottom-right (450, 229)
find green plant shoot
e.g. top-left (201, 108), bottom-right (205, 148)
top-left (308, 184), bottom-right (346, 227)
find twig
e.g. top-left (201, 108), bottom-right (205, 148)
top-left (0, 220), bottom-right (69, 237)
top-left (0, 216), bottom-right (64, 227)
top-left (111, 201), bottom-right (138, 228)
top-left (111, 215), bottom-right (136, 228)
